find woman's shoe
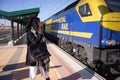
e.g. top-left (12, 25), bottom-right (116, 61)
top-left (46, 77), bottom-right (50, 80)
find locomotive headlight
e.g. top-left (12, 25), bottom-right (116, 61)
top-left (106, 40), bottom-right (116, 46)
top-left (111, 40), bottom-right (116, 46)
top-left (106, 40), bottom-right (111, 46)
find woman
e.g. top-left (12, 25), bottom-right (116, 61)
top-left (26, 17), bottom-right (51, 80)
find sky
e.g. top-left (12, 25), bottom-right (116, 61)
top-left (0, 0), bottom-right (76, 25)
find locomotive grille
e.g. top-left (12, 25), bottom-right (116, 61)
top-left (107, 50), bottom-right (120, 57)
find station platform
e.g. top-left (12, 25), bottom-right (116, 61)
top-left (0, 42), bottom-right (102, 80)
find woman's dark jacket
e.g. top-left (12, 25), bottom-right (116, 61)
top-left (26, 30), bottom-right (51, 66)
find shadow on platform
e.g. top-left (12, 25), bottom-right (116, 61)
top-left (3, 62), bottom-right (26, 71)
top-left (59, 67), bottom-right (95, 80)
top-left (50, 65), bottom-right (62, 69)
top-left (0, 62), bottom-right (29, 80)
top-left (0, 62), bottom-right (62, 80)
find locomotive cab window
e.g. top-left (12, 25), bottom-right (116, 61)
top-left (79, 4), bottom-right (92, 17)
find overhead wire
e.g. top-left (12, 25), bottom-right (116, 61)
top-left (51, 0), bottom-right (70, 14)
top-left (44, 0), bottom-right (71, 20)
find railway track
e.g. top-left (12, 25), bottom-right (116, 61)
top-left (0, 28), bottom-right (18, 44)
top-left (0, 32), bottom-right (11, 44)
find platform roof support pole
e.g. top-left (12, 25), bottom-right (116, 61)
top-left (20, 24), bottom-right (22, 36)
top-left (11, 21), bottom-right (14, 41)
top-left (23, 25), bottom-right (25, 34)
top-left (22, 24), bottom-right (23, 34)
top-left (17, 23), bottom-right (19, 39)
top-left (8, 20), bottom-right (15, 46)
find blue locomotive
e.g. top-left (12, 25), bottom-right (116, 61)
top-left (44, 0), bottom-right (120, 75)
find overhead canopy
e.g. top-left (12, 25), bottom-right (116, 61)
top-left (0, 7), bottom-right (40, 24)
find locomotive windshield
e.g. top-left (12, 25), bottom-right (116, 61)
top-left (105, 0), bottom-right (120, 12)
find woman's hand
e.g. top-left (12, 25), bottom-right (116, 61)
top-left (37, 28), bottom-right (42, 34)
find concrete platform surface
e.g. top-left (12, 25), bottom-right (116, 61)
top-left (0, 43), bottom-right (97, 80)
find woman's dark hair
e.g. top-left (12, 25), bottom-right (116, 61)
top-left (25, 17), bottom-right (40, 32)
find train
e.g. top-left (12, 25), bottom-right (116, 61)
top-left (44, 0), bottom-right (120, 76)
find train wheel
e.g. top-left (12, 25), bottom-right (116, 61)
top-left (87, 60), bottom-right (96, 69)
top-left (72, 44), bottom-right (77, 58)
top-left (74, 46), bottom-right (80, 60)
top-left (73, 45), bottom-right (87, 64)
top-left (60, 39), bottom-right (64, 49)
top-left (67, 43), bottom-right (73, 55)
top-left (113, 60), bottom-right (120, 72)
top-left (95, 61), bottom-right (110, 77)
top-left (79, 47), bottom-right (87, 64)
top-left (58, 39), bottom-right (62, 47)
top-left (62, 40), bottom-right (68, 52)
